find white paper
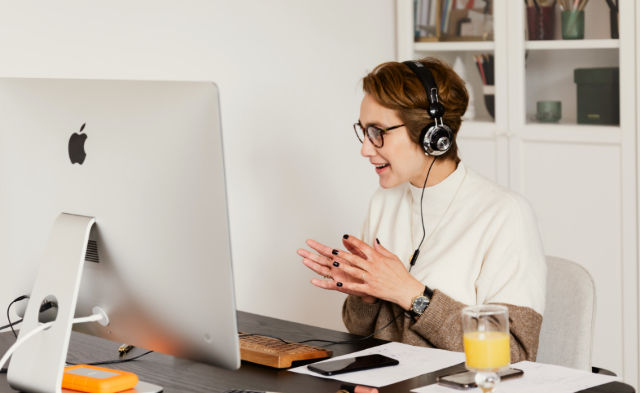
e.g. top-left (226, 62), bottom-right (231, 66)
top-left (289, 341), bottom-right (465, 387)
top-left (411, 360), bottom-right (619, 393)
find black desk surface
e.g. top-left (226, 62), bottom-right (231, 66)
top-left (0, 311), bottom-right (635, 393)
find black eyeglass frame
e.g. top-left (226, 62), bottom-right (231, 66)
top-left (353, 122), bottom-right (405, 148)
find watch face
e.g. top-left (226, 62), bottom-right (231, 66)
top-left (412, 296), bottom-right (429, 314)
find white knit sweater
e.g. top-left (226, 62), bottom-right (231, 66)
top-left (360, 162), bottom-right (546, 315)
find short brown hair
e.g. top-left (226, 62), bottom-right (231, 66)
top-left (362, 57), bottom-right (468, 162)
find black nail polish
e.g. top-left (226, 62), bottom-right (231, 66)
top-left (332, 249), bottom-right (338, 255)
top-left (336, 282), bottom-right (343, 287)
top-left (343, 234), bottom-right (349, 239)
top-left (333, 261), bottom-right (340, 267)
top-left (376, 238), bottom-right (380, 244)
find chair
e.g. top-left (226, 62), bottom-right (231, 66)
top-left (536, 256), bottom-right (595, 371)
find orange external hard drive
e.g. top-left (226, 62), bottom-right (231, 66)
top-left (62, 365), bottom-right (138, 393)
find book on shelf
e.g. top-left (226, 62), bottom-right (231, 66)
top-left (442, 0), bottom-right (454, 34)
top-left (415, 0), bottom-right (439, 41)
top-left (414, 0), bottom-right (493, 42)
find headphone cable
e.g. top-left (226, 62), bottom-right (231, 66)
top-left (297, 310), bottom-right (405, 347)
top-left (408, 156), bottom-right (437, 272)
top-left (297, 157), bottom-right (437, 346)
top-left (314, 156), bottom-right (437, 344)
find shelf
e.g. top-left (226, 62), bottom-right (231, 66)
top-left (525, 39), bottom-right (620, 51)
top-left (414, 41), bottom-right (495, 52)
top-left (520, 123), bottom-right (621, 144)
top-left (459, 122), bottom-right (622, 144)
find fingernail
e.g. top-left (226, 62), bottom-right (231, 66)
top-left (376, 238), bottom-right (380, 244)
top-left (333, 261), bottom-right (340, 267)
top-left (332, 249), bottom-right (338, 255)
top-left (343, 234), bottom-right (349, 239)
top-left (336, 282), bottom-right (343, 287)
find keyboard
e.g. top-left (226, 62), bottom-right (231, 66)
top-left (238, 333), bottom-right (332, 368)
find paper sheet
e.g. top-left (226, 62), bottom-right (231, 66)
top-left (289, 341), bottom-right (465, 387)
top-left (411, 360), bottom-right (619, 393)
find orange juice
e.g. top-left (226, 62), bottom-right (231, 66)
top-left (463, 331), bottom-right (510, 370)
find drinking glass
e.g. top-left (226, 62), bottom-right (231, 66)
top-left (461, 305), bottom-right (510, 392)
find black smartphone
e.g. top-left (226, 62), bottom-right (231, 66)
top-left (307, 354), bottom-right (399, 376)
top-left (437, 368), bottom-right (524, 389)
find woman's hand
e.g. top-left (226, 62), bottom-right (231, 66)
top-left (299, 235), bottom-right (425, 310)
top-left (298, 239), bottom-right (376, 303)
top-left (336, 235), bottom-right (425, 310)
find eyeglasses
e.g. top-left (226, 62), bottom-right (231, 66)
top-left (353, 122), bottom-right (405, 148)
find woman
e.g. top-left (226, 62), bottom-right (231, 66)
top-left (298, 58), bottom-right (546, 362)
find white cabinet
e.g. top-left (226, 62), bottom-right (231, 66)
top-left (397, 0), bottom-right (637, 385)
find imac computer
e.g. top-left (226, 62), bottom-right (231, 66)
top-left (0, 78), bottom-right (240, 392)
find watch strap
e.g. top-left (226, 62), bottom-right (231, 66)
top-left (409, 285), bottom-right (433, 318)
top-left (423, 284), bottom-right (434, 300)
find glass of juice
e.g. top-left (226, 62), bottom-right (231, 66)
top-left (461, 305), bottom-right (510, 392)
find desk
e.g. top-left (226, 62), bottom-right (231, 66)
top-left (0, 311), bottom-right (635, 393)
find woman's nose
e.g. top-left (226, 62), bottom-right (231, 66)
top-left (360, 137), bottom-right (376, 157)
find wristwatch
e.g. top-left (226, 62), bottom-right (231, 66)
top-left (409, 285), bottom-right (434, 318)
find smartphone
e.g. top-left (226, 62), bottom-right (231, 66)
top-left (437, 368), bottom-right (524, 389)
top-left (307, 354), bottom-right (399, 376)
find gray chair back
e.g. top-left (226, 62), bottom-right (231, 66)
top-left (536, 256), bottom-right (595, 371)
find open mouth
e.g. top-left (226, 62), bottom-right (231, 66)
top-left (375, 163), bottom-right (390, 173)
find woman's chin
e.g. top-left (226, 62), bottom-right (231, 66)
top-left (378, 175), bottom-right (402, 189)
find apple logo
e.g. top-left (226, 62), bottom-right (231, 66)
top-left (68, 123), bottom-right (88, 165)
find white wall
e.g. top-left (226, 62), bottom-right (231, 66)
top-left (0, 0), bottom-right (396, 331)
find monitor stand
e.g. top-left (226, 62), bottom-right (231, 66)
top-left (7, 213), bottom-right (162, 393)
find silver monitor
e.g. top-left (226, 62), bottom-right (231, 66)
top-left (0, 78), bottom-right (240, 391)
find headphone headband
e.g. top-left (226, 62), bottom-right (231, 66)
top-left (403, 60), bottom-right (438, 98)
top-left (402, 60), bottom-right (452, 157)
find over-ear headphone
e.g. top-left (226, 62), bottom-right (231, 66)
top-left (402, 60), bottom-right (453, 157)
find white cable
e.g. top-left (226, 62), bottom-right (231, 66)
top-left (0, 312), bottom-right (105, 371)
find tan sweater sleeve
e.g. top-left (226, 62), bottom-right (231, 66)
top-left (342, 295), bottom-right (383, 336)
top-left (410, 290), bottom-right (543, 362)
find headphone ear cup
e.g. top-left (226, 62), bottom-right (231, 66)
top-left (422, 124), bottom-right (453, 156)
top-left (419, 125), bottom-right (431, 154)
